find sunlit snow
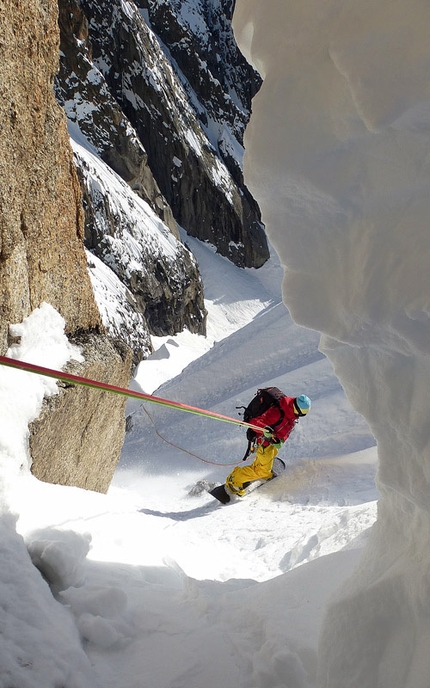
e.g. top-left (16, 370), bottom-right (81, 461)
top-left (0, 238), bottom-right (377, 687)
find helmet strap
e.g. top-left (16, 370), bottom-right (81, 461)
top-left (293, 400), bottom-right (304, 416)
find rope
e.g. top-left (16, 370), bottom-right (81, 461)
top-left (0, 355), bottom-right (262, 432)
top-left (141, 404), bottom-right (242, 467)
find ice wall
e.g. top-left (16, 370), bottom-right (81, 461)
top-left (233, 1), bottom-right (430, 686)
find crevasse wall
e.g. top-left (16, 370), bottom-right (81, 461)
top-left (233, 1), bottom-right (430, 685)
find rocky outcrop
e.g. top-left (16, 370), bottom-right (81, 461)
top-left (1, 0), bottom-right (133, 493)
top-left (56, 0), bottom-right (269, 269)
top-left (139, 0), bottom-right (261, 181)
top-left (29, 334), bottom-right (132, 493)
top-left (75, 140), bottom-right (206, 365)
top-left (55, 0), bottom-right (208, 363)
top-left (0, 0), bottom-right (101, 354)
top-left (56, 0), bottom-right (177, 235)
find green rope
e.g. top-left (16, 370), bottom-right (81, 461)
top-left (0, 355), bottom-right (261, 431)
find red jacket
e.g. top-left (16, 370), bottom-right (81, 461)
top-left (252, 395), bottom-right (298, 442)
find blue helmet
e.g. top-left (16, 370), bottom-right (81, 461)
top-left (294, 394), bottom-right (311, 416)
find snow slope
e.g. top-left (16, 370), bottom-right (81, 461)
top-left (0, 238), bottom-right (377, 688)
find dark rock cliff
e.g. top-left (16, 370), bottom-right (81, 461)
top-left (75, 140), bottom-right (206, 365)
top-left (56, 0), bottom-right (208, 364)
top-left (56, 0), bottom-right (269, 271)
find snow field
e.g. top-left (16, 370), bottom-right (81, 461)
top-left (0, 241), bottom-right (378, 687)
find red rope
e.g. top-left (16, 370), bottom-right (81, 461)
top-left (141, 405), bottom-right (242, 467)
top-left (0, 355), bottom-right (262, 432)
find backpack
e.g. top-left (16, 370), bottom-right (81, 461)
top-left (239, 387), bottom-right (287, 460)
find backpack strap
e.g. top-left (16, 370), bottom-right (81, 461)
top-left (242, 439), bottom-right (253, 461)
top-left (271, 408), bottom-right (285, 432)
top-left (262, 387), bottom-right (285, 433)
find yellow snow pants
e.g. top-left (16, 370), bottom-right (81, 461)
top-left (225, 443), bottom-right (278, 496)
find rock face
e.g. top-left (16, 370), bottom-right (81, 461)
top-left (29, 334), bottom-right (132, 493)
top-left (55, 0), bottom-right (269, 269)
top-left (0, 0), bottom-right (101, 353)
top-left (75, 139), bottom-right (206, 364)
top-left (139, 0), bottom-right (260, 180)
top-left (1, 0), bottom-right (132, 493)
top-left (56, 0), bottom-right (177, 235)
top-left (55, 0), bottom-right (208, 363)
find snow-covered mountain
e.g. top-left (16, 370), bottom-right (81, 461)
top-left (74, 138), bottom-right (206, 364)
top-left (55, 0), bottom-right (269, 364)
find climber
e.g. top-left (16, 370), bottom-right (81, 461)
top-left (225, 392), bottom-right (311, 497)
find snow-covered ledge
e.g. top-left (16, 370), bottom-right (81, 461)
top-left (233, 1), bottom-right (430, 685)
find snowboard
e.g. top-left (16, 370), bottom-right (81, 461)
top-left (209, 457), bottom-right (286, 504)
